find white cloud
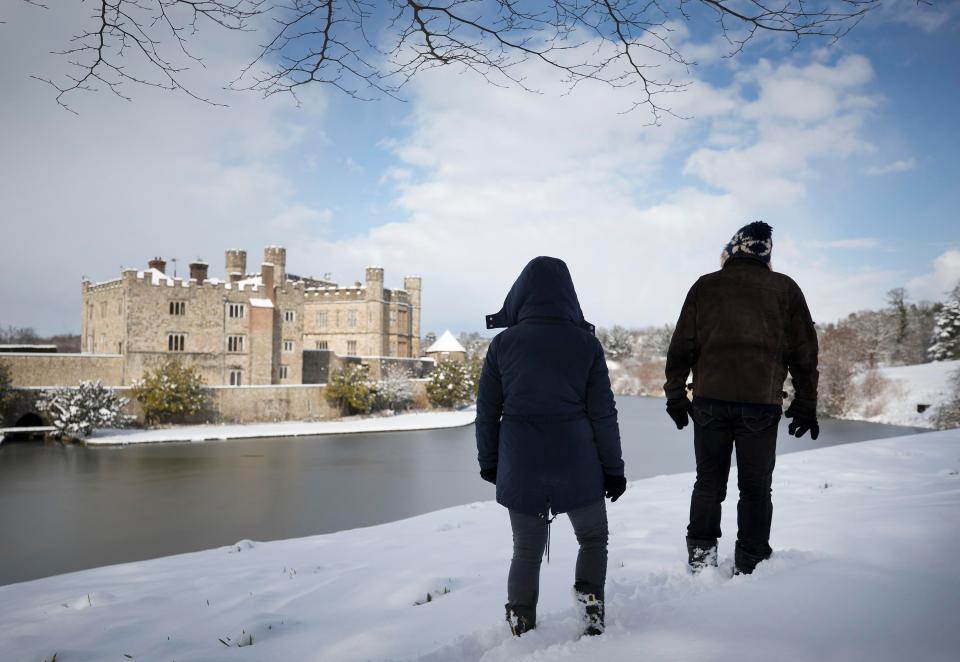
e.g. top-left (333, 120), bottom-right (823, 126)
top-left (292, 49), bottom-right (891, 332)
top-left (865, 158), bottom-right (917, 176)
top-left (0, 3), bottom-right (327, 331)
top-left (907, 250), bottom-right (960, 301)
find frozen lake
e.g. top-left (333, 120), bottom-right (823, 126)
top-left (0, 396), bottom-right (925, 586)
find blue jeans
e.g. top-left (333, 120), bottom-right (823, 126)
top-left (687, 397), bottom-right (780, 571)
top-left (507, 498), bottom-right (608, 613)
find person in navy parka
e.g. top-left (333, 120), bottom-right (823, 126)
top-left (476, 256), bottom-right (626, 637)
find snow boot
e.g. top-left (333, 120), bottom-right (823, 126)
top-left (573, 587), bottom-right (605, 636)
top-left (687, 541), bottom-right (718, 573)
top-left (505, 603), bottom-right (535, 637)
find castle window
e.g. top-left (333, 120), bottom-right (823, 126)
top-left (284, 310), bottom-right (296, 322)
top-left (279, 365), bottom-right (289, 379)
top-left (390, 310), bottom-right (397, 326)
top-left (398, 339), bottom-right (408, 358)
top-left (315, 340), bottom-right (328, 350)
top-left (283, 340), bottom-right (294, 352)
top-left (399, 309), bottom-right (408, 330)
top-left (229, 370), bottom-right (243, 386)
top-left (347, 340), bottom-right (358, 355)
top-left (316, 311), bottom-right (328, 327)
top-left (169, 301), bottom-right (186, 316)
top-left (227, 335), bottom-right (244, 353)
top-left (168, 334), bottom-right (185, 352)
top-left (347, 310), bottom-right (358, 328)
top-left (228, 303), bottom-right (245, 319)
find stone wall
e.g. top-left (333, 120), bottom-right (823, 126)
top-left (3, 380), bottom-right (432, 427)
top-left (0, 353), bottom-right (125, 387)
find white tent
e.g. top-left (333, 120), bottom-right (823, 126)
top-left (426, 330), bottom-right (466, 355)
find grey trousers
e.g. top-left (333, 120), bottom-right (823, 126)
top-left (507, 498), bottom-right (608, 611)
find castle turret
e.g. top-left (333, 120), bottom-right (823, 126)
top-left (264, 246), bottom-right (286, 286)
top-left (225, 249), bottom-right (246, 283)
top-left (365, 266), bottom-right (384, 300)
top-left (404, 276), bottom-right (422, 357)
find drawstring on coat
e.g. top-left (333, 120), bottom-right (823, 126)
top-left (541, 509), bottom-right (558, 563)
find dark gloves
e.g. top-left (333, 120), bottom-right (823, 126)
top-left (604, 473), bottom-right (626, 502)
top-left (666, 396), bottom-right (692, 430)
top-left (785, 399), bottom-right (820, 440)
top-left (480, 466), bottom-right (497, 484)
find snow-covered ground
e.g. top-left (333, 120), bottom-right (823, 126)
top-left (2, 430), bottom-right (958, 661)
top-left (845, 360), bottom-right (959, 428)
top-left (85, 408), bottom-right (476, 445)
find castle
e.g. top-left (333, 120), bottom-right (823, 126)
top-left (79, 246), bottom-right (422, 386)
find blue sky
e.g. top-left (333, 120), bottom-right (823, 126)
top-left (0, 1), bottom-right (958, 337)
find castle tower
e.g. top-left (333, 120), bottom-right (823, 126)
top-left (225, 249), bottom-right (246, 282)
top-left (263, 246), bottom-right (286, 286)
top-left (365, 267), bottom-right (384, 300)
top-left (404, 276), bottom-right (422, 357)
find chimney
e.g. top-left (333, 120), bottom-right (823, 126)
top-left (261, 262), bottom-right (275, 301)
top-left (148, 257), bottom-right (166, 274)
top-left (189, 260), bottom-right (208, 284)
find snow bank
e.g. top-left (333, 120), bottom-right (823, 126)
top-left (846, 360), bottom-right (959, 428)
top-left (2, 430), bottom-right (958, 661)
top-left (85, 408), bottom-right (476, 445)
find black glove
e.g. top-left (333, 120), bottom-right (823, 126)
top-left (666, 396), bottom-right (692, 430)
top-left (785, 399), bottom-right (820, 440)
top-left (604, 473), bottom-right (626, 502)
top-left (480, 466), bottom-right (497, 484)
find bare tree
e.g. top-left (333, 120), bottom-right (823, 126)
top-left (20, 0), bottom-right (883, 118)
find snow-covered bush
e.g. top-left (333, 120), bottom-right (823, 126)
top-left (132, 360), bottom-right (207, 425)
top-left (929, 286), bottom-right (960, 362)
top-left (598, 325), bottom-right (636, 361)
top-left (36, 380), bottom-right (130, 439)
top-left (426, 359), bottom-right (474, 409)
top-left (375, 364), bottom-right (415, 412)
top-left (326, 364), bottom-right (376, 415)
top-left (935, 368), bottom-right (960, 430)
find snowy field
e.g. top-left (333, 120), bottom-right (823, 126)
top-left (845, 360), bottom-right (959, 428)
top-left (2, 430), bottom-right (958, 661)
top-left (84, 408), bottom-right (477, 445)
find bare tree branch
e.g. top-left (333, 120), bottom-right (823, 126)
top-left (20, 0), bottom-right (891, 117)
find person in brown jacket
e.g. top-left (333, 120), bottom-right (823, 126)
top-left (663, 221), bottom-right (819, 574)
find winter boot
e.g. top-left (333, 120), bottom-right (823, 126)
top-left (573, 588), bottom-right (605, 636)
top-left (687, 540), bottom-right (718, 573)
top-left (505, 603), bottom-right (535, 637)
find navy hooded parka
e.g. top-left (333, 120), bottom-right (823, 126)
top-left (476, 257), bottom-right (625, 517)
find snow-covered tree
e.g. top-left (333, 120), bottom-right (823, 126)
top-left (929, 286), bottom-right (960, 361)
top-left (326, 364), bottom-right (376, 415)
top-left (131, 360), bottom-right (207, 425)
top-left (935, 368), bottom-right (960, 430)
top-left (375, 364), bottom-right (415, 413)
top-left (599, 325), bottom-right (635, 361)
top-left (426, 359), bottom-right (474, 409)
top-left (36, 380), bottom-right (131, 439)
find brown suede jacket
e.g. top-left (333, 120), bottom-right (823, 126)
top-left (663, 256), bottom-right (819, 407)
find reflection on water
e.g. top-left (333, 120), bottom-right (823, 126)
top-left (0, 397), bottom-right (924, 585)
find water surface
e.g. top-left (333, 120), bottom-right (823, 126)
top-left (0, 396), bottom-right (924, 585)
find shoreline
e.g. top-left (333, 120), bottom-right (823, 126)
top-left (84, 408), bottom-right (477, 446)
